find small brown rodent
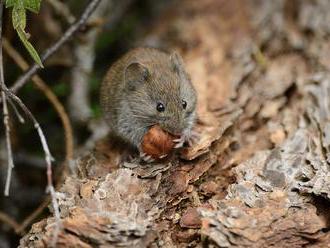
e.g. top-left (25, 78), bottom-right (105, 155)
top-left (100, 47), bottom-right (197, 160)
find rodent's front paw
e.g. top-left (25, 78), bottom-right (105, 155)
top-left (186, 130), bottom-right (200, 146)
top-left (174, 130), bottom-right (200, 148)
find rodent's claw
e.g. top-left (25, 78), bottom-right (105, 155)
top-left (174, 141), bottom-right (184, 148)
top-left (173, 136), bottom-right (185, 148)
top-left (145, 156), bottom-right (155, 162)
top-left (159, 154), bottom-right (168, 159)
top-left (139, 151), bottom-right (155, 163)
top-left (127, 154), bottom-right (135, 162)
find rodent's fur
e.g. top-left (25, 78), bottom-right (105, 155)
top-left (100, 47), bottom-right (197, 150)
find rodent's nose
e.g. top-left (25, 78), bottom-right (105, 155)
top-left (171, 132), bottom-right (182, 139)
top-left (161, 125), bottom-right (182, 137)
top-left (161, 115), bottom-right (185, 136)
top-left (167, 127), bottom-right (184, 137)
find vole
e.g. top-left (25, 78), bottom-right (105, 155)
top-left (100, 47), bottom-right (197, 161)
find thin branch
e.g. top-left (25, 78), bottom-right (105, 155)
top-left (0, 211), bottom-right (20, 232)
top-left (11, 0), bottom-right (102, 93)
top-left (3, 38), bottom-right (74, 162)
top-left (1, 87), bottom-right (55, 179)
top-left (0, 0), bottom-right (14, 197)
top-left (16, 196), bottom-right (51, 234)
top-left (8, 97), bottom-right (25, 123)
top-left (1, 85), bottom-right (61, 246)
top-left (2, 87), bottom-right (13, 197)
top-left (0, 197), bottom-right (50, 235)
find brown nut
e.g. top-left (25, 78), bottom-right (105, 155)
top-left (141, 125), bottom-right (178, 160)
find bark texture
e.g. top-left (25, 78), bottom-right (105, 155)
top-left (20, 0), bottom-right (330, 247)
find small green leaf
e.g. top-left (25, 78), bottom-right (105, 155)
top-left (24, 0), bottom-right (41, 13)
top-left (6, 0), bottom-right (41, 13)
top-left (6, 0), bottom-right (43, 66)
top-left (17, 28), bottom-right (43, 67)
top-left (5, 0), bottom-right (18, 8)
top-left (12, 4), bottom-right (26, 30)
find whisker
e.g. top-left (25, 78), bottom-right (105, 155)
top-left (131, 115), bottom-right (151, 120)
top-left (133, 123), bottom-right (156, 133)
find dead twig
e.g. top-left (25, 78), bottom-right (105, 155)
top-left (3, 38), bottom-right (74, 162)
top-left (7, 98), bottom-right (25, 123)
top-left (0, 211), bottom-right (20, 232)
top-left (0, 0), bottom-right (14, 197)
top-left (11, 0), bottom-right (102, 93)
top-left (0, 196), bottom-right (50, 235)
top-left (16, 196), bottom-right (51, 234)
top-left (1, 85), bottom-right (61, 246)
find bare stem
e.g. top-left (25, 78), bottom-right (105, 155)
top-left (7, 97), bottom-right (25, 123)
top-left (11, 0), bottom-right (102, 92)
top-left (0, 0), bottom-right (15, 197)
top-left (16, 196), bottom-right (50, 234)
top-left (0, 211), bottom-right (20, 232)
top-left (1, 85), bottom-right (61, 246)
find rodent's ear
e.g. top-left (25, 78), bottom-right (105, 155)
top-left (124, 62), bottom-right (149, 90)
top-left (170, 52), bottom-right (186, 76)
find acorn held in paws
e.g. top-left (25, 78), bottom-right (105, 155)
top-left (141, 125), bottom-right (179, 160)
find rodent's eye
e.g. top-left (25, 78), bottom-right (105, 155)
top-left (156, 102), bottom-right (165, 112)
top-left (182, 100), bottom-right (187, 109)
